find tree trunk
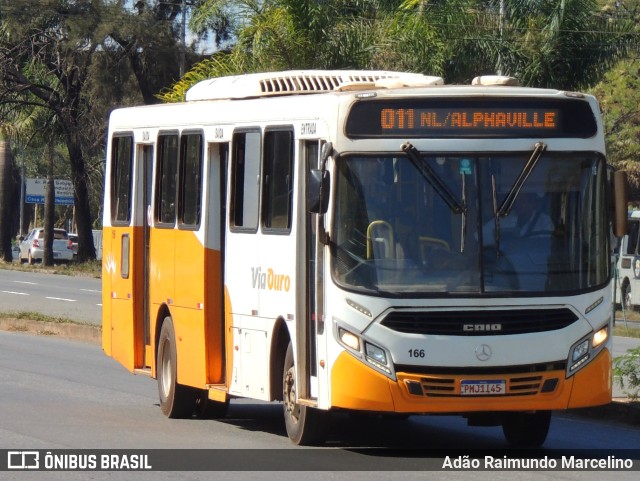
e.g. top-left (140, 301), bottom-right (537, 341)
top-left (0, 137), bottom-right (14, 262)
top-left (43, 173), bottom-right (55, 266)
top-left (66, 132), bottom-right (96, 262)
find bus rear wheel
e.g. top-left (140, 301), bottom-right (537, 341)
top-left (282, 343), bottom-right (327, 445)
top-left (157, 317), bottom-right (195, 418)
top-left (501, 411), bottom-right (551, 447)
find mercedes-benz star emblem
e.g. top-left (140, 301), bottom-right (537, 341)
top-left (475, 344), bottom-right (492, 361)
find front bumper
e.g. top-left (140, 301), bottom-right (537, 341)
top-left (330, 347), bottom-right (611, 413)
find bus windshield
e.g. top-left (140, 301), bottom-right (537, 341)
top-left (332, 152), bottom-right (610, 295)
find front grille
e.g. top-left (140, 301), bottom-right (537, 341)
top-left (399, 362), bottom-right (565, 398)
top-left (415, 374), bottom-right (544, 397)
top-left (381, 308), bottom-right (578, 336)
top-left (395, 361), bottom-right (566, 376)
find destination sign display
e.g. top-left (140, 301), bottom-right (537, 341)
top-left (345, 98), bottom-right (597, 139)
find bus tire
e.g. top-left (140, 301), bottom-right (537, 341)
top-left (282, 342), bottom-right (327, 445)
top-left (157, 317), bottom-right (195, 419)
top-left (622, 282), bottom-right (632, 311)
top-left (501, 411), bottom-right (551, 447)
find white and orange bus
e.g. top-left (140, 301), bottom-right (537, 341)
top-left (102, 70), bottom-right (627, 447)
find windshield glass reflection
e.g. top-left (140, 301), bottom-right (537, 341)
top-left (332, 153), bottom-right (609, 296)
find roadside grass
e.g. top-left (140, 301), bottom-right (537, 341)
top-left (615, 325), bottom-right (640, 339)
top-left (0, 259), bottom-right (101, 278)
top-left (0, 311), bottom-right (91, 326)
top-left (615, 309), bottom-right (640, 338)
top-left (0, 311), bottom-right (101, 344)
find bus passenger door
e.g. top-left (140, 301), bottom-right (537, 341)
top-left (105, 139), bottom-right (149, 372)
top-left (224, 130), bottom-right (261, 395)
top-left (298, 140), bottom-right (325, 401)
top-left (204, 142), bottom-right (228, 385)
top-left (141, 144), bottom-right (153, 367)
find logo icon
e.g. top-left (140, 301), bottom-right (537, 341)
top-left (8, 451), bottom-right (39, 470)
top-left (474, 344), bottom-right (492, 361)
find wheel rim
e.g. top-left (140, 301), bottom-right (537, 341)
top-left (160, 340), bottom-right (172, 398)
top-left (284, 365), bottom-right (301, 423)
top-left (625, 288), bottom-right (632, 310)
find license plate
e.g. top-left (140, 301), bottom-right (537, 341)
top-left (460, 380), bottom-right (506, 396)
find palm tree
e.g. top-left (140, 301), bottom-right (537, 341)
top-left (161, 0), bottom-right (445, 101)
top-left (490, 0), bottom-right (637, 89)
top-left (162, 0), bottom-right (635, 103)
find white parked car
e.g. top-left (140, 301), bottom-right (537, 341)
top-left (19, 227), bottom-right (75, 264)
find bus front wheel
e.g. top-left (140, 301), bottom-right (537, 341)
top-left (157, 317), bottom-right (195, 418)
top-left (282, 343), bottom-right (327, 445)
top-left (501, 411), bottom-right (551, 447)
top-left (622, 282), bottom-right (632, 311)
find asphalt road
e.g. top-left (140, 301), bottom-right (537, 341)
top-left (1, 331), bottom-right (639, 481)
top-left (0, 267), bottom-right (638, 398)
top-left (0, 269), bottom-right (101, 324)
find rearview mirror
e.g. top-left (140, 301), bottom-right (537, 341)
top-left (613, 170), bottom-right (628, 238)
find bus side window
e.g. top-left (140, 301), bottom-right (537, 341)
top-left (262, 129), bottom-right (294, 232)
top-left (111, 135), bottom-right (134, 224)
top-left (155, 132), bottom-right (179, 226)
top-left (230, 130), bottom-right (261, 231)
top-left (625, 219), bottom-right (640, 256)
top-left (178, 132), bottom-right (203, 228)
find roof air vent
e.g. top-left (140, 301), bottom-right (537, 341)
top-left (186, 70), bottom-right (444, 101)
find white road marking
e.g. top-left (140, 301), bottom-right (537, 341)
top-left (2, 291), bottom-right (29, 296)
top-left (80, 289), bottom-right (101, 293)
top-left (13, 281), bottom-right (37, 285)
top-left (45, 297), bottom-right (77, 302)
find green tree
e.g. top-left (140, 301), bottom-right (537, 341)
top-left (591, 60), bottom-right (640, 188)
top-left (161, 0), bottom-right (445, 101)
top-left (1, 1), bottom-right (203, 261)
top-left (104, 0), bottom-right (204, 104)
top-left (0, 1), bottom-right (103, 261)
top-left (402, 0), bottom-right (637, 88)
top-left (161, 0), bottom-right (636, 103)
top-left (589, 1), bottom-right (640, 189)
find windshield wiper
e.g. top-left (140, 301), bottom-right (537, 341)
top-left (496, 142), bottom-right (547, 218)
top-left (492, 141), bottom-right (547, 254)
top-left (401, 142), bottom-right (467, 252)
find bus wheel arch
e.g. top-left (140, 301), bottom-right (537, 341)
top-left (269, 317), bottom-right (289, 401)
top-left (153, 304), bottom-right (172, 376)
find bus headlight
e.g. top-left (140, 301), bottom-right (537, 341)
top-left (567, 325), bottom-right (608, 376)
top-left (365, 341), bottom-right (391, 374)
top-left (335, 321), bottom-right (395, 379)
top-left (339, 328), bottom-right (360, 351)
top-left (365, 342), bottom-right (387, 365)
top-left (572, 339), bottom-right (589, 363)
top-left (592, 326), bottom-right (608, 348)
